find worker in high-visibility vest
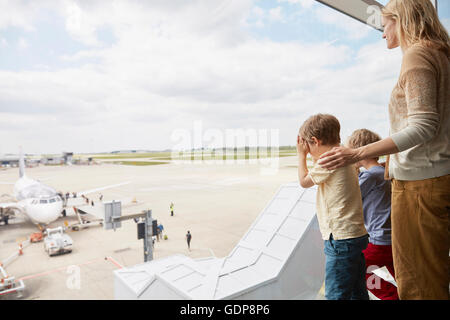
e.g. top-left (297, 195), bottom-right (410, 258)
top-left (170, 203), bottom-right (174, 216)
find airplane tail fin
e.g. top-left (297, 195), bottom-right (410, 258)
top-left (19, 146), bottom-right (25, 178)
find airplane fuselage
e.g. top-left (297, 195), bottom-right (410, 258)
top-left (14, 176), bottom-right (63, 225)
top-left (20, 197), bottom-right (63, 225)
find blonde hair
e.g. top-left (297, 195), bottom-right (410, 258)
top-left (299, 114), bottom-right (341, 146)
top-left (347, 129), bottom-right (381, 160)
top-left (382, 0), bottom-right (450, 55)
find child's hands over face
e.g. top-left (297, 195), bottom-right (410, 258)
top-left (297, 135), bottom-right (310, 156)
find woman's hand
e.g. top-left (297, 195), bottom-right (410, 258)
top-left (318, 138), bottom-right (399, 170)
top-left (296, 135), bottom-right (309, 156)
top-left (317, 145), bottom-right (360, 170)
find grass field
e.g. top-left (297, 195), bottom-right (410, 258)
top-left (78, 149), bottom-right (298, 162)
top-left (76, 152), bottom-right (172, 160)
top-left (109, 161), bottom-right (170, 166)
top-left (70, 147), bottom-right (305, 166)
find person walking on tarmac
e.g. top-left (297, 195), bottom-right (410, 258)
top-left (186, 231), bottom-right (192, 251)
top-left (170, 202), bottom-right (174, 216)
top-left (157, 223), bottom-right (164, 240)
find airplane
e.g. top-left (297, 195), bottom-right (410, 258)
top-left (0, 149), bottom-right (130, 226)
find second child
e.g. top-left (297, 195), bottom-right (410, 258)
top-left (347, 129), bottom-right (398, 300)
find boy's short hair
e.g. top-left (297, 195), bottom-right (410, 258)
top-left (347, 129), bottom-right (381, 160)
top-left (347, 129), bottom-right (381, 149)
top-left (299, 114), bottom-right (341, 145)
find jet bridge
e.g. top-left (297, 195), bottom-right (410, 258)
top-left (114, 183), bottom-right (325, 300)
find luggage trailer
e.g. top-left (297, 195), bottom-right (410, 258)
top-left (0, 265), bottom-right (25, 298)
top-left (0, 240), bottom-right (30, 298)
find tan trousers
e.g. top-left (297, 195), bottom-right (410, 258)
top-left (391, 175), bottom-right (450, 300)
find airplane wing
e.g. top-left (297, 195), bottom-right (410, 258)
top-left (0, 202), bottom-right (25, 221)
top-left (0, 202), bottom-right (22, 209)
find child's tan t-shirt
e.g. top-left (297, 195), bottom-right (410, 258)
top-left (308, 162), bottom-right (367, 241)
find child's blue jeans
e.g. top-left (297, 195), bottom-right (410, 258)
top-left (324, 234), bottom-right (369, 300)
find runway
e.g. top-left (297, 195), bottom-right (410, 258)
top-left (0, 156), bottom-right (299, 299)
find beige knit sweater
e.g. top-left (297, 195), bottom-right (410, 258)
top-left (388, 43), bottom-right (450, 181)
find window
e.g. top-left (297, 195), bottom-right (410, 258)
top-left (40, 199), bottom-right (48, 204)
top-left (437, 0), bottom-right (449, 32)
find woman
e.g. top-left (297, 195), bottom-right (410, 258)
top-left (318, 0), bottom-right (449, 300)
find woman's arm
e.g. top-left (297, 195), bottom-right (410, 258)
top-left (318, 137), bottom-right (399, 170)
top-left (320, 49), bottom-right (439, 171)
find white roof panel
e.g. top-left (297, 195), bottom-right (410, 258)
top-left (229, 267), bottom-right (267, 288)
top-left (300, 187), bottom-right (316, 204)
top-left (160, 264), bottom-right (196, 282)
top-left (251, 253), bottom-right (283, 277)
top-left (174, 272), bottom-right (205, 292)
top-left (276, 186), bottom-right (303, 200)
top-left (115, 183), bottom-right (325, 300)
top-left (253, 212), bottom-right (285, 230)
top-left (242, 228), bottom-right (271, 246)
top-left (216, 274), bottom-right (245, 296)
top-left (278, 216), bottom-right (309, 239)
top-left (266, 234), bottom-right (297, 259)
top-left (116, 270), bottom-right (154, 296)
top-left (266, 197), bottom-right (297, 215)
top-left (290, 200), bottom-right (316, 220)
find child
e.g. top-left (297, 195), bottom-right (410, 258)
top-left (297, 114), bottom-right (369, 300)
top-left (347, 129), bottom-right (398, 300)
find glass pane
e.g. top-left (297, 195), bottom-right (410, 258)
top-left (437, 0), bottom-right (450, 32)
top-left (0, 1), bottom-right (403, 158)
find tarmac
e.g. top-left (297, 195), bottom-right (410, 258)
top-left (0, 155), bottom-right (301, 299)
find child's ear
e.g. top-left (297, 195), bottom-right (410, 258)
top-left (311, 137), bottom-right (320, 146)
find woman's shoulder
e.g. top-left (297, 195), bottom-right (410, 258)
top-left (400, 44), bottom-right (443, 79)
top-left (404, 43), bottom-right (448, 66)
top-left (402, 44), bottom-right (434, 67)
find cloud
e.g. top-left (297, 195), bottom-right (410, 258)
top-left (64, 1), bottom-right (100, 46)
top-left (277, 0), bottom-right (315, 9)
top-left (17, 37), bottom-right (29, 49)
top-left (268, 6), bottom-right (284, 22)
top-left (0, 0), bottom-right (39, 31)
top-left (315, 5), bottom-right (373, 40)
top-left (0, 0), bottom-right (402, 154)
top-left (442, 18), bottom-right (450, 33)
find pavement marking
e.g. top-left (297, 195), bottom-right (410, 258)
top-left (17, 257), bottom-right (121, 281)
top-left (113, 247), bottom-right (131, 253)
top-left (105, 256), bottom-right (123, 269)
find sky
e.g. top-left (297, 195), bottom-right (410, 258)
top-left (0, 0), bottom-right (447, 154)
